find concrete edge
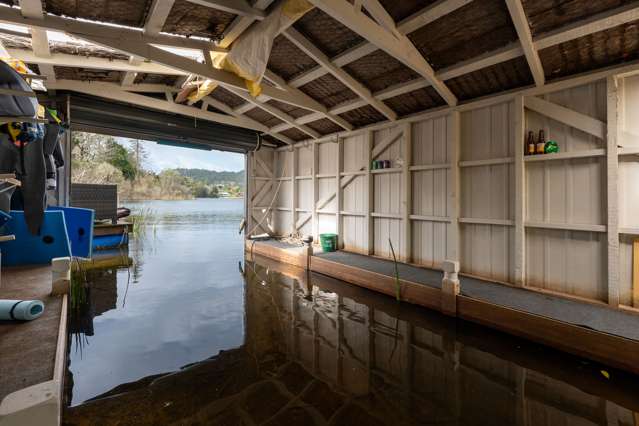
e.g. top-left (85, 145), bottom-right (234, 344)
top-left (0, 294), bottom-right (68, 426)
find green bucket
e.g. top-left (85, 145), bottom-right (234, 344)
top-left (319, 233), bottom-right (338, 252)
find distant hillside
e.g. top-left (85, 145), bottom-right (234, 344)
top-left (174, 168), bottom-right (245, 186)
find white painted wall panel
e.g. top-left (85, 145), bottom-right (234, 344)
top-left (619, 158), bottom-right (639, 228)
top-left (343, 215), bottom-right (367, 254)
top-left (461, 224), bottom-right (514, 283)
top-left (412, 116), bottom-right (450, 165)
top-left (526, 159), bottom-right (604, 225)
top-left (297, 179), bottom-right (313, 211)
top-left (343, 175), bottom-right (365, 213)
top-left (526, 228), bottom-right (606, 301)
top-left (297, 144), bottom-right (313, 176)
top-left (619, 235), bottom-right (635, 306)
top-left (461, 164), bottom-right (513, 220)
top-left (273, 211), bottom-right (291, 235)
top-left (318, 141), bottom-right (338, 175)
top-left (275, 150), bottom-right (292, 177)
top-left (318, 177), bottom-right (337, 212)
top-left (619, 73), bottom-right (639, 148)
top-left (374, 218), bottom-right (404, 259)
top-left (412, 222), bottom-right (448, 268)
top-left (374, 173), bottom-right (402, 215)
top-left (343, 134), bottom-right (366, 172)
top-left (275, 180), bottom-right (292, 209)
top-left (374, 127), bottom-right (404, 166)
top-left (318, 213), bottom-right (337, 235)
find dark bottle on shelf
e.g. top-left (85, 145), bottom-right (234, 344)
top-left (536, 129), bottom-right (546, 155)
top-left (526, 131), bottom-right (535, 156)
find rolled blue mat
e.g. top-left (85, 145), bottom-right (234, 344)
top-left (0, 299), bottom-right (44, 321)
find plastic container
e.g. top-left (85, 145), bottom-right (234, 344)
top-left (319, 233), bottom-right (338, 252)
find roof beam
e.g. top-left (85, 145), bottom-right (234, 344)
top-left (185, 0), bottom-right (266, 19)
top-left (287, 0), bottom-right (473, 88)
top-left (227, 87), bottom-right (321, 139)
top-left (7, 48), bottom-right (187, 75)
top-left (0, 6), bottom-right (223, 52)
top-left (19, 0), bottom-right (50, 57)
top-left (217, 0), bottom-right (275, 48)
top-left (505, 0), bottom-right (545, 86)
top-left (263, 69), bottom-right (352, 131)
top-left (284, 27), bottom-right (397, 120)
top-left (307, 0), bottom-right (457, 106)
top-left (144, 0), bottom-right (176, 36)
top-left (46, 79), bottom-right (268, 132)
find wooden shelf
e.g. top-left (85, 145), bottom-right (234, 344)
top-left (524, 149), bottom-right (605, 162)
top-left (371, 167), bottom-right (402, 174)
top-left (618, 147), bottom-right (639, 156)
top-left (459, 157), bottom-right (514, 168)
top-left (340, 211), bottom-right (366, 217)
top-left (409, 214), bottom-right (451, 222)
top-left (294, 175), bottom-right (312, 180)
top-left (525, 221), bottom-right (606, 233)
top-left (340, 170), bottom-right (366, 177)
top-left (619, 227), bottom-right (639, 235)
top-left (459, 217), bottom-right (514, 226)
top-left (371, 212), bottom-right (402, 219)
top-left (409, 163), bottom-right (450, 171)
top-left (315, 173), bottom-right (336, 178)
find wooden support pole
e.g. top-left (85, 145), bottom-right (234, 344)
top-left (312, 141), bottom-right (319, 241)
top-left (402, 122), bottom-right (412, 262)
top-left (441, 260), bottom-right (460, 316)
top-left (246, 152), bottom-right (253, 237)
top-left (607, 76), bottom-right (620, 306)
top-left (514, 95), bottom-right (526, 286)
top-left (336, 138), bottom-right (344, 249)
top-left (447, 111), bottom-right (461, 262)
top-left (291, 148), bottom-right (298, 236)
top-left (366, 131), bottom-right (374, 255)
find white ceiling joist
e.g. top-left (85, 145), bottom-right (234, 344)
top-left (284, 27), bottom-right (397, 121)
top-left (227, 87), bottom-right (321, 139)
top-left (288, 0), bottom-right (473, 89)
top-left (144, 0), bottom-right (176, 36)
top-left (217, 0), bottom-right (275, 49)
top-left (47, 79), bottom-right (269, 131)
top-left (18, 0), bottom-right (50, 58)
top-left (505, 0), bottom-right (545, 87)
top-left (263, 69), bottom-right (353, 131)
top-left (308, 0), bottom-right (458, 106)
top-left (6, 48), bottom-right (186, 75)
top-left (185, 0), bottom-right (265, 19)
top-left (0, 7), bottom-right (222, 52)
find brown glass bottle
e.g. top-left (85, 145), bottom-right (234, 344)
top-left (526, 131), bottom-right (535, 156)
top-left (536, 129), bottom-right (546, 155)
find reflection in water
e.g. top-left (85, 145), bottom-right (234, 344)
top-left (65, 252), bottom-right (639, 425)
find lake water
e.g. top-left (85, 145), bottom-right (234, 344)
top-left (64, 199), bottom-right (639, 425)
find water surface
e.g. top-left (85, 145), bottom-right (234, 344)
top-left (64, 198), bottom-right (639, 425)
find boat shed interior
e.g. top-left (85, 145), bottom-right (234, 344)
top-left (2, 0), bottom-right (639, 423)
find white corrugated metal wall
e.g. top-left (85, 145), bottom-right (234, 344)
top-left (248, 74), bottom-right (639, 308)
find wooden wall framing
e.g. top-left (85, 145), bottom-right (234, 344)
top-left (249, 69), bottom-right (639, 309)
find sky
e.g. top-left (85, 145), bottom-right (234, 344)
top-left (116, 139), bottom-right (245, 173)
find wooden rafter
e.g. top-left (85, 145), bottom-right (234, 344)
top-left (46, 80), bottom-right (268, 131)
top-left (284, 27), bottom-right (397, 120)
top-left (185, 0), bottom-right (265, 20)
top-left (19, 0), bottom-right (49, 58)
top-left (144, 0), bottom-right (176, 36)
top-left (505, 0), bottom-right (545, 87)
top-left (217, 0), bottom-right (275, 48)
top-left (288, 0), bottom-right (473, 89)
top-left (308, 0), bottom-right (457, 106)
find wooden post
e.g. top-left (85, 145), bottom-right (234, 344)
top-left (607, 76), bottom-right (620, 307)
top-left (245, 152), bottom-right (252, 239)
top-left (366, 130), bottom-right (374, 255)
top-left (514, 95), bottom-right (526, 286)
top-left (441, 260), bottom-right (460, 316)
top-left (312, 141), bottom-right (319, 242)
top-left (336, 138), bottom-right (344, 249)
top-left (447, 111), bottom-right (461, 263)
top-left (402, 123), bottom-right (412, 262)
top-left (291, 147), bottom-right (297, 236)
top-left (51, 257), bottom-right (71, 295)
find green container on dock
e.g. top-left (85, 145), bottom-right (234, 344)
top-left (319, 233), bottom-right (338, 252)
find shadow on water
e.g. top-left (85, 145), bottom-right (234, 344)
top-left (64, 251), bottom-right (639, 425)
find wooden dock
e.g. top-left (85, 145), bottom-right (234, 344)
top-left (0, 266), bottom-right (67, 425)
top-left (246, 239), bottom-right (639, 376)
